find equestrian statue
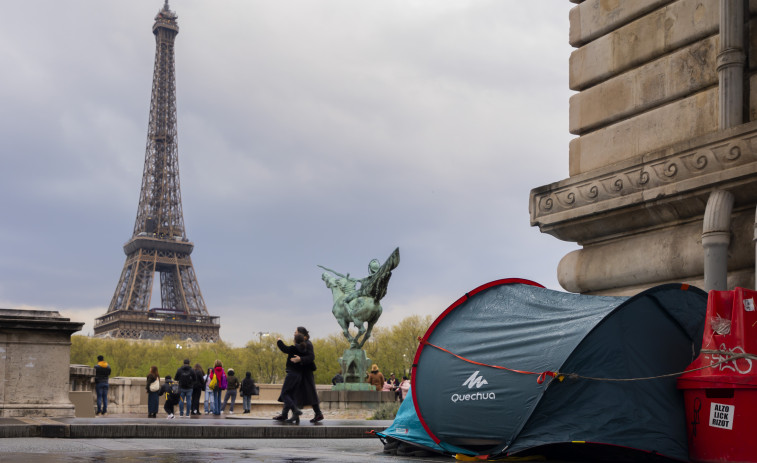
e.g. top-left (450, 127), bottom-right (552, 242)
top-left (319, 247), bottom-right (400, 349)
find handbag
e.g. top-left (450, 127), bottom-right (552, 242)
top-left (209, 373), bottom-right (218, 390)
top-left (149, 378), bottom-right (160, 392)
top-left (252, 384), bottom-right (260, 396)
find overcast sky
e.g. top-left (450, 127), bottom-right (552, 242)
top-left (0, 1), bottom-right (577, 347)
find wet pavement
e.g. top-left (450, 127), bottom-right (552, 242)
top-left (0, 414), bottom-right (392, 439)
top-left (0, 437), bottom-right (452, 462)
top-left (0, 415), bottom-right (434, 462)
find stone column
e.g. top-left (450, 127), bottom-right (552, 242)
top-left (0, 309), bottom-right (84, 417)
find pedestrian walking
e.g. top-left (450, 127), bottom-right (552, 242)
top-left (294, 326), bottom-right (324, 423)
top-left (275, 333), bottom-right (308, 424)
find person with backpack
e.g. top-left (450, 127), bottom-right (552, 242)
top-left (174, 359), bottom-right (196, 417)
top-left (240, 371), bottom-right (258, 414)
top-left (160, 375), bottom-right (180, 419)
top-left (209, 359), bottom-right (227, 416)
top-left (221, 368), bottom-right (240, 414)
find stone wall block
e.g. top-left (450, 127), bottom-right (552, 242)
top-left (569, 87), bottom-right (718, 176)
top-left (570, 0), bottom-right (677, 47)
top-left (588, 268), bottom-right (754, 296)
top-left (558, 210), bottom-right (755, 293)
top-left (570, 35), bottom-right (718, 135)
top-left (570, 0), bottom-right (718, 91)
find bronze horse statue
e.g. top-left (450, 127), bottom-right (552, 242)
top-left (320, 248), bottom-right (399, 348)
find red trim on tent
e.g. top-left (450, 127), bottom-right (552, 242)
top-left (411, 278), bottom-right (544, 447)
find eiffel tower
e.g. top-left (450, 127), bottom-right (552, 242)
top-left (94, 1), bottom-right (220, 342)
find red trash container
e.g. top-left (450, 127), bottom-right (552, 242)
top-left (677, 287), bottom-right (757, 463)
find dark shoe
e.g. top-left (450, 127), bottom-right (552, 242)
top-left (272, 414), bottom-right (287, 421)
top-left (396, 442), bottom-right (436, 457)
top-left (309, 414), bottom-right (324, 423)
top-left (284, 415), bottom-right (300, 425)
top-left (383, 438), bottom-right (400, 455)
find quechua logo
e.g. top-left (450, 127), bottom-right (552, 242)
top-left (462, 370), bottom-right (488, 389)
top-left (451, 370), bottom-right (495, 403)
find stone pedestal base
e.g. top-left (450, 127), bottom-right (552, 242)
top-left (338, 347), bottom-right (371, 384)
top-left (0, 309), bottom-right (83, 418)
top-left (319, 390), bottom-right (397, 409)
top-left (332, 382), bottom-right (376, 391)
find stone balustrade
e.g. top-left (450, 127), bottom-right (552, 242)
top-left (67, 368), bottom-right (395, 416)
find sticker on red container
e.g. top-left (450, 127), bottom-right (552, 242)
top-left (744, 298), bottom-right (755, 312)
top-left (709, 403), bottom-right (734, 430)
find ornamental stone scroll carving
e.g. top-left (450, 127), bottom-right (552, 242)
top-left (533, 132), bottom-right (757, 219)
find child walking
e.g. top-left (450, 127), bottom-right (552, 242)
top-left (160, 375), bottom-right (180, 419)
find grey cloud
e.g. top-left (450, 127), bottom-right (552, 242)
top-left (0, 1), bottom-right (577, 346)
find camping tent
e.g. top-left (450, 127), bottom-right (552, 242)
top-left (376, 386), bottom-right (470, 456)
top-left (411, 279), bottom-right (707, 460)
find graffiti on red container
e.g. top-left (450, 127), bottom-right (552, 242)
top-left (705, 344), bottom-right (753, 374)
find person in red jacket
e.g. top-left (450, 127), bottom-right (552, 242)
top-left (209, 359), bottom-right (227, 415)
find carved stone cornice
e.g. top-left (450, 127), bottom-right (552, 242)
top-left (530, 121), bottom-right (757, 244)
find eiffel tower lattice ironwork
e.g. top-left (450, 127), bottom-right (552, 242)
top-left (95, 1), bottom-right (220, 342)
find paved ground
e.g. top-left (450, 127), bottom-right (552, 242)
top-left (0, 437), bottom-right (453, 462)
top-left (0, 413), bottom-right (392, 439)
top-left (0, 414), bottom-right (435, 462)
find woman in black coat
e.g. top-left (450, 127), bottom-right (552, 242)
top-left (275, 333), bottom-right (308, 424)
top-left (294, 326), bottom-right (324, 423)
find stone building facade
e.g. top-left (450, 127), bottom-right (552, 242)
top-left (531, 0), bottom-right (757, 295)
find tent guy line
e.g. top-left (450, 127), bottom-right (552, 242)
top-left (418, 338), bottom-right (757, 384)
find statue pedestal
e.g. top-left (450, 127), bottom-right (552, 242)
top-left (331, 382), bottom-right (376, 391)
top-left (0, 309), bottom-right (83, 417)
top-left (335, 347), bottom-right (375, 390)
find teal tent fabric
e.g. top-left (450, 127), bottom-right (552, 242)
top-left (411, 281), bottom-right (707, 460)
top-left (376, 387), bottom-right (471, 455)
